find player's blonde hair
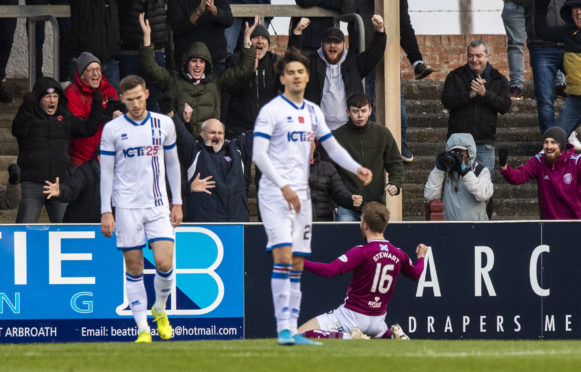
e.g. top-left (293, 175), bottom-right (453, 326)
top-left (362, 202), bottom-right (390, 233)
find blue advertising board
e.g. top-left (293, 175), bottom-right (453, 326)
top-left (0, 224), bottom-right (244, 343)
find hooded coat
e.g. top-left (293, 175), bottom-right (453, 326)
top-left (12, 77), bottom-right (104, 183)
top-left (500, 143), bottom-right (581, 219)
top-left (140, 42), bottom-right (256, 137)
top-left (535, 0), bottom-right (581, 95)
top-left (424, 133), bottom-right (494, 221)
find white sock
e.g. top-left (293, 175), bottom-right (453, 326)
top-left (154, 268), bottom-right (174, 314)
top-left (271, 263), bottom-right (291, 332)
top-left (126, 273), bottom-right (149, 332)
top-left (412, 60), bottom-right (424, 68)
top-left (289, 270), bottom-right (302, 334)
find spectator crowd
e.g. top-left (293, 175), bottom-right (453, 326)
top-left (1, 0), bottom-right (580, 222)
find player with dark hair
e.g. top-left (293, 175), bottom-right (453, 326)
top-left (253, 47), bottom-right (373, 345)
top-left (298, 202), bottom-right (427, 340)
top-left (100, 74), bottom-right (183, 343)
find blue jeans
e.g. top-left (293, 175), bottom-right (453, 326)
top-left (336, 206), bottom-right (361, 222)
top-left (556, 95), bottom-right (581, 136)
top-left (101, 59), bottom-right (120, 94)
top-left (225, 18), bottom-right (245, 55)
top-left (502, 2), bottom-right (525, 89)
top-left (16, 181), bottom-right (67, 223)
top-left (529, 47), bottom-right (565, 133)
top-left (119, 52), bottom-right (165, 111)
top-left (476, 144), bottom-right (495, 180)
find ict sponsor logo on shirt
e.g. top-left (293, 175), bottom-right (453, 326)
top-left (287, 131), bottom-right (315, 142)
top-left (122, 145), bottom-right (160, 158)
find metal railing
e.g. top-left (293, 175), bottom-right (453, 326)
top-left (0, 4), bottom-right (364, 90)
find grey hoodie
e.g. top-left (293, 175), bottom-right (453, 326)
top-left (424, 133), bottom-right (494, 221)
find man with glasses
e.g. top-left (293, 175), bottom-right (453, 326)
top-left (173, 108), bottom-right (253, 222)
top-left (66, 52), bottom-right (121, 168)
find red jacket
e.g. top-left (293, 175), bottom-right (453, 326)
top-left (65, 73), bottom-right (117, 166)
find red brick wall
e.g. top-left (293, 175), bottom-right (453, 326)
top-left (271, 34), bottom-right (526, 82)
top-left (401, 34), bottom-right (530, 81)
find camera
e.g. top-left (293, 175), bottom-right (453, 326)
top-left (440, 150), bottom-right (463, 171)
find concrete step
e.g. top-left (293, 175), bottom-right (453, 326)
top-left (402, 182), bottom-right (538, 200)
top-left (405, 141), bottom-right (541, 159)
top-left (402, 80), bottom-right (538, 101)
top-left (403, 197), bottom-right (539, 220)
top-left (407, 112), bottom-right (541, 129)
top-left (405, 98), bottom-right (561, 116)
top-left (407, 126), bottom-right (543, 144)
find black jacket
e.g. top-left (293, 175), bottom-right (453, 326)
top-left (119, 0), bottom-right (168, 51)
top-left (167, 0), bottom-right (233, 66)
top-left (289, 30), bottom-right (386, 105)
top-left (58, 160), bottom-right (101, 223)
top-left (525, 0), bottom-right (565, 49)
top-left (309, 153), bottom-right (354, 221)
top-left (290, 0), bottom-right (342, 50)
top-left (70, 0), bottom-right (120, 62)
top-left (175, 117), bottom-right (252, 222)
top-left (12, 77), bottom-right (104, 184)
top-left (441, 64), bottom-right (511, 145)
top-left (225, 51), bottom-right (280, 139)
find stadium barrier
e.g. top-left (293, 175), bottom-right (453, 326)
top-left (1, 221), bottom-right (579, 342)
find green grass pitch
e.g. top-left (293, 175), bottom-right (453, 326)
top-left (1, 339), bottom-right (581, 372)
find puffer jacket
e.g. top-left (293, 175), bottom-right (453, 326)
top-left (65, 72), bottom-right (118, 166)
top-left (70, 0), bottom-right (120, 63)
top-left (424, 133), bottom-right (493, 221)
top-left (535, 0), bottom-right (581, 95)
top-left (12, 77), bottom-right (104, 183)
top-left (140, 41), bottom-right (256, 137)
top-left (524, 0), bottom-right (565, 49)
top-left (58, 159), bottom-right (101, 223)
top-left (309, 152), bottom-right (354, 221)
top-left (119, 0), bottom-right (168, 51)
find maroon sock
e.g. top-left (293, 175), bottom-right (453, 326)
top-left (381, 329), bottom-right (392, 339)
top-left (302, 329), bottom-right (346, 339)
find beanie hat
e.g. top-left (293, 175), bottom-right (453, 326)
top-left (251, 24), bottom-right (270, 44)
top-left (76, 52), bottom-right (101, 75)
top-left (543, 126), bottom-right (567, 151)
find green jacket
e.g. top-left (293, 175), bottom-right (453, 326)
top-left (140, 42), bottom-right (255, 137)
top-left (328, 119), bottom-right (404, 208)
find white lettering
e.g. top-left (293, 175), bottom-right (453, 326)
top-left (566, 315), bottom-right (572, 331)
top-left (427, 316), bottom-right (435, 333)
top-left (444, 316), bottom-right (453, 333)
top-left (416, 246), bottom-right (441, 297)
top-left (496, 315), bottom-right (504, 332)
top-left (530, 245), bottom-right (550, 297)
top-left (408, 316), bottom-right (417, 333)
top-left (514, 315), bottom-right (521, 332)
top-left (545, 315), bottom-right (555, 332)
top-left (480, 315), bottom-right (487, 332)
top-left (463, 315), bottom-right (470, 333)
top-left (14, 232), bottom-right (27, 285)
top-left (475, 246), bottom-right (496, 296)
top-left (49, 231), bottom-right (95, 284)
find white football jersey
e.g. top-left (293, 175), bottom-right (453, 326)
top-left (100, 112), bottom-right (177, 209)
top-left (254, 94), bottom-right (333, 194)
